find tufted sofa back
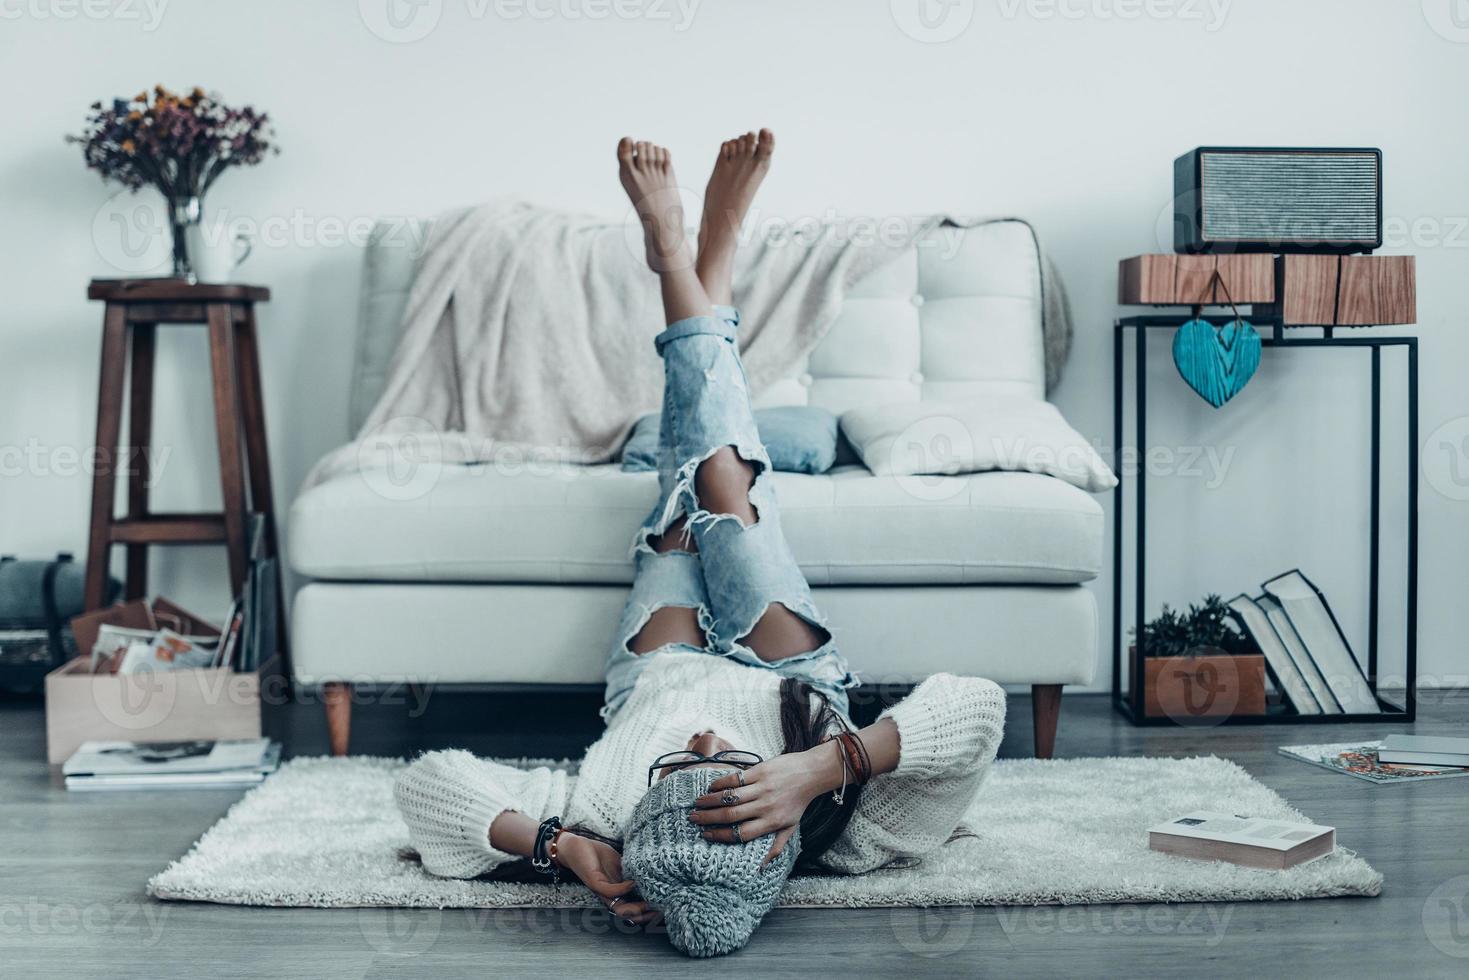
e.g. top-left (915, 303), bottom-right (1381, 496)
top-left (348, 218), bottom-right (1045, 434)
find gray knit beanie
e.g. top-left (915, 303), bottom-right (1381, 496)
top-left (622, 766), bottom-right (798, 958)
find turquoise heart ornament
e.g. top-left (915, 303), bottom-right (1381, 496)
top-left (1171, 317), bottom-right (1262, 408)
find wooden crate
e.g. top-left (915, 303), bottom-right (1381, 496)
top-left (1128, 647), bottom-right (1267, 720)
top-left (44, 656), bottom-right (270, 765)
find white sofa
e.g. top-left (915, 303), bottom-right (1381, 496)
top-left (290, 219), bottom-right (1101, 757)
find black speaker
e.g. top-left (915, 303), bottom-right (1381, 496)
top-left (1173, 147), bottom-right (1382, 255)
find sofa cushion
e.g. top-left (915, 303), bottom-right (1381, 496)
top-left (290, 464), bottom-right (1103, 586)
top-left (840, 395), bottom-right (1118, 493)
top-left (621, 406), bottom-right (839, 475)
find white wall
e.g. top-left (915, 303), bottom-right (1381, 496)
top-left (2, 0), bottom-right (1465, 691)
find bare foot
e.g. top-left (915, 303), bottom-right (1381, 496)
top-left (697, 129), bottom-right (774, 304)
top-left (617, 137), bottom-right (692, 273)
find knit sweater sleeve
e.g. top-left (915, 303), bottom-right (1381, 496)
top-left (818, 675), bottom-right (1006, 875)
top-left (393, 749), bottom-right (571, 879)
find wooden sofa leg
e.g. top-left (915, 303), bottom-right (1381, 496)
top-left (323, 682), bottom-right (353, 757)
top-left (1031, 684), bottom-right (1062, 759)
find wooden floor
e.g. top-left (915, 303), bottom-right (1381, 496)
top-left (3, 686), bottom-right (1468, 979)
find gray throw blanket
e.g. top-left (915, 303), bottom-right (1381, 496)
top-left (304, 201), bottom-right (1070, 489)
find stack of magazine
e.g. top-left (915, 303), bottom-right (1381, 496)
top-left (1280, 736), bottom-right (1469, 784)
top-left (63, 739), bottom-right (281, 792)
top-left (1227, 569), bottom-right (1380, 716)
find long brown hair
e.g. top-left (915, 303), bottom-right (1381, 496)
top-left (777, 677), bottom-right (863, 872)
top-left (400, 679), bottom-right (861, 879)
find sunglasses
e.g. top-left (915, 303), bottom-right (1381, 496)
top-left (647, 750), bottom-right (763, 787)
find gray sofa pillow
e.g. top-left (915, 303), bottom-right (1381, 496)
top-left (621, 406), bottom-right (839, 475)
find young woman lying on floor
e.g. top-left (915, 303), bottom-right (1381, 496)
top-left (395, 131), bottom-right (1007, 958)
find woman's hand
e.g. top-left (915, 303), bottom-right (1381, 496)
top-left (554, 833), bottom-right (660, 926)
top-left (688, 745), bottom-right (844, 865)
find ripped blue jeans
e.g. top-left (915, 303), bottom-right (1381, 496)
top-left (602, 306), bottom-right (856, 719)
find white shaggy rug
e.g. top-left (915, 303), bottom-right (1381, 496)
top-left (148, 755), bottom-right (1381, 908)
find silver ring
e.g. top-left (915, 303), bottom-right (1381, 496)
top-left (737, 770), bottom-right (746, 787)
top-left (731, 822), bottom-right (743, 844)
top-left (721, 791), bottom-right (739, 805)
top-left (609, 896), bottom-right (622, 907)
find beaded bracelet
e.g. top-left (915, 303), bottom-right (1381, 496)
top-left (531, 816), bottom-right (564, 883)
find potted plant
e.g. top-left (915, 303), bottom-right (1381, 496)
top-left (68, 85), bottom-right (277, 280)
top-left (1129, 594), bottom-right (1266, 720)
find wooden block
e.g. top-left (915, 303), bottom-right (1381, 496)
top-left (1118, 255), bottom-right (1176, 303)
top-left (1221, 254), bottom-right (1274, 305)
top-left (1174, 256), bottom-right (1218, 304)
top-left (1280, 255), bottom-right (1416, 325)
top-left (1281, 254), bottom-right (1339, 325)
top-left (1337, 255), bottom-right (1416, 325)
top-left (1118, 254), bottom-right (1276, 305)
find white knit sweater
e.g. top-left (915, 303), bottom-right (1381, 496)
top-left (394, 653), bottom-right (1006, 877)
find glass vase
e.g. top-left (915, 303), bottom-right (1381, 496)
top-left (167, 194), bottom-right (202, 281)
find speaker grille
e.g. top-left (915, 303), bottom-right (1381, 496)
top-left (1200, 151), bottom-right (1379, 245)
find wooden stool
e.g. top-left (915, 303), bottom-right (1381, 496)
top-left (82, 278), bottom-right (290, 679)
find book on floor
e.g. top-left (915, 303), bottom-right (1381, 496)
top-left (63, 738), bottom-right (280, 792)
top-left (1262, 570), bottom-right (1378, 714)
top-left (1227, 594), bottom-right (1321, 715)
top-left (1279, 741), bottom-right (1469, 784)
top-left (1148, 810), bottom-right (1335, 870)
top-left (1376, 734), bottom-right (1469, 767)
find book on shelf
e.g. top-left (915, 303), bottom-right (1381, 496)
top-left (1148, 810), bottom-right (1335, 870)
top-left (1262, 570), bottom-right (1378, 714)
top-left (1376, 734), bottom-right (1469, 767)
top-left (1257, 594), bottom-right (1342, 714)
top-left (63, 738), bottom-right (280, 792)
top-left (1227, 594), bottom-right (1321, 715)
top-left (1251, 593), bottom-right (1345, 717)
